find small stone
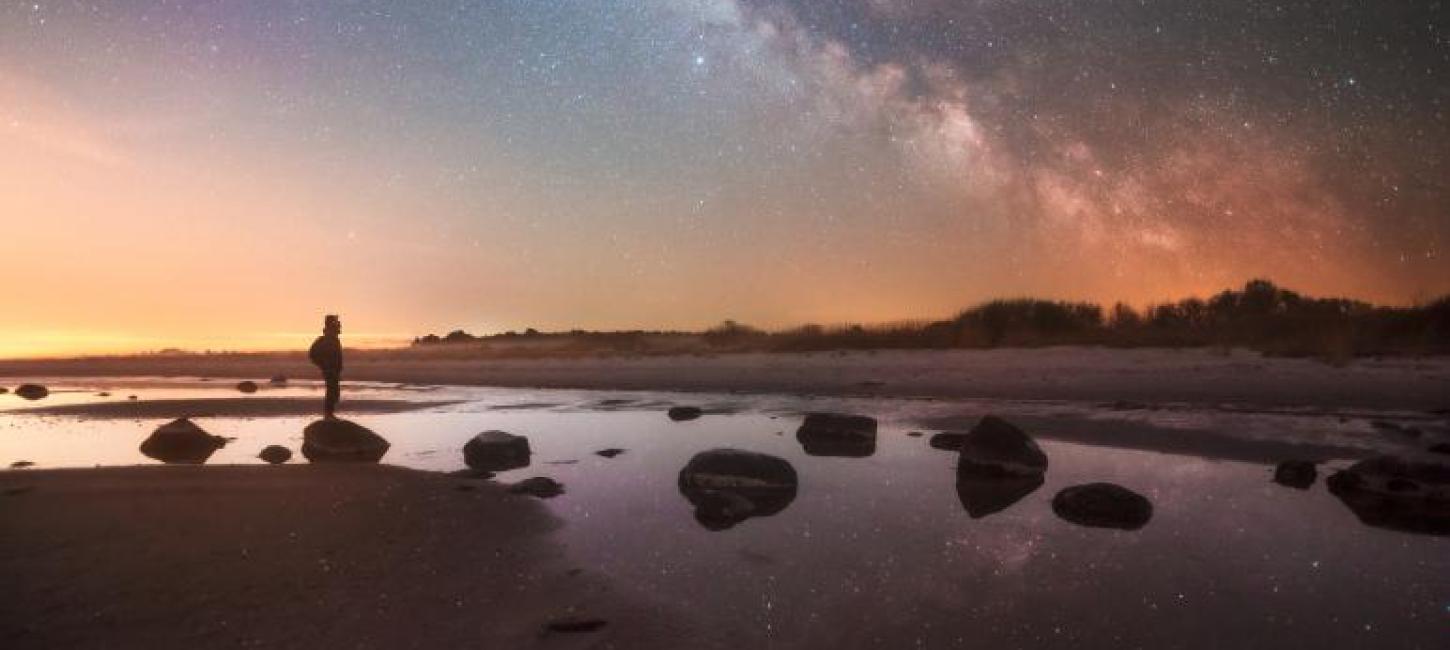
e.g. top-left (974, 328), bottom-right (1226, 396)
top-left (509, 477), bottom-right (564, 498)
top-left (668, 406), bottom-right (703, 421)
top-left (544, 617), bottom-right (607, 634)
top-left (258, 445), bottom-right (292, 464)
top-left (14, 384), bottom-right (48, 400)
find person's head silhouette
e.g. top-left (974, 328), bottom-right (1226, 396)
top-left (324, 314), bottom-right (341, 337)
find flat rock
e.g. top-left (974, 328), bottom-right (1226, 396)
top-left (1052, 483), bottom-right (1153, 530)
top-left (236, 381), bottom-right (259, 394)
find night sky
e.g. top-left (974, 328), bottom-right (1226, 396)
top-left (1, 1), bottom-right (1447, 355)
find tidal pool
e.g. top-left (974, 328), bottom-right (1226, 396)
top-left (2, 378), bottom-right (1447, 648)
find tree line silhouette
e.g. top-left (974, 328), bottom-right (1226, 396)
top-left (412, 280), bottom-right (1450, 361)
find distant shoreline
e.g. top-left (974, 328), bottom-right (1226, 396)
top-left (3, 347), bottom-right (1448, 412)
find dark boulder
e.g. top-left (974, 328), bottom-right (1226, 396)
top-left (1273, 460), bottom-right (1318, 489)
top-left (1052, 483), bottom-right (1153, 530)
top-left (929, 432), bottom-right (967, 451)
top-left (14, 384), bottom-right (48, 400)
top-left (595, 448), bottom-right (625, 458)
top-left (668, 406), bottom-right (703, 421)
top-left (0, 386), bottom-right (7, 394)
top-left (140, 418), bottom-right (229, 464)
top-left (463, 431), bottom-right (532, 472)
top-left (1326, 455), bottom-right (1450, 535)
top-left (956, 474), bottom-right (1044, 518)
top-left (258, 445), bottom-right (292, 464)
top-left (796, 412), bottom-right (877, 457)
top-left (957, 416), bottom-right (1047, 478)
top-left (509, 477), bottom-right (564, 498)
top-left (236, 381), bottom-right (259, 394)
top-left (677, 449), bottom-right (798, 531)
top-left (301, 419), bottom-right (390, 463)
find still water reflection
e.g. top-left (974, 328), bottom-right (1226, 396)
top-left (2, 379), bottom-right (1448, 648)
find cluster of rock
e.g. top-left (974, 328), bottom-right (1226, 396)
top-left (1326, 455), bottom-right (1450, 535)
top-left (924, 414), bottom-right (1153, 528)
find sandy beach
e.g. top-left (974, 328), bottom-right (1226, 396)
top-left (0, 465), bottom-right (690, 650)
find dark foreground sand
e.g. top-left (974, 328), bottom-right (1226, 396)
top-left (0, 466), bottom-right (690, 650)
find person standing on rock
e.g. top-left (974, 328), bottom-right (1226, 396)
top-left (309, 315), bottom-right (344, 419)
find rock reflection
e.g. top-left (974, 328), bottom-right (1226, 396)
top-left (677, 449), bottom-right (798, 531)
top-left (795, 412), bottom-right (877, 457)
top-left (955, 473), bottom-right (1043, 518)
top-left (139, 418), bottom-right (229, 464)
top-left (1327, 455), bottom-right (1450, 536)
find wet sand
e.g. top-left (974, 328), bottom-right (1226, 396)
top-left (0, 465), bottom-right (691, 650)
top-left (4, 347), bottom-right (1449, 411)
top-left (8, 397), bottom-right (459, 419)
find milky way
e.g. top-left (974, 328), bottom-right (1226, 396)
top-left (0, 1), bottom-right (1446, 352)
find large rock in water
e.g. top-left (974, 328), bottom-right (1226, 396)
top-left (301, 419), bottom-right (390, 463)
top-left (796, 412), bottom-right (877, 457)
top-left (14, 384), bottom-right (49, 400)
top-left (677, 449), bottom-right (798, 531)
top-left (1052, 483), bottom-right (1153, 530)
top-left (463, 431), bottom-right (532, 471)
top-left (1327, 455), bottom-right (1450, 535)
top-left (140, 418), bottom-right (229, 464)
top-left (957, 416), bottom-right (1047, 478)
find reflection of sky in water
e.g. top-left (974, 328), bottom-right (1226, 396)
top-left (2, 379), bottom-right (1447, 647)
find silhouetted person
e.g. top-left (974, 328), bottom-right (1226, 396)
top-left (309, 315), bottom-right (343, 419)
